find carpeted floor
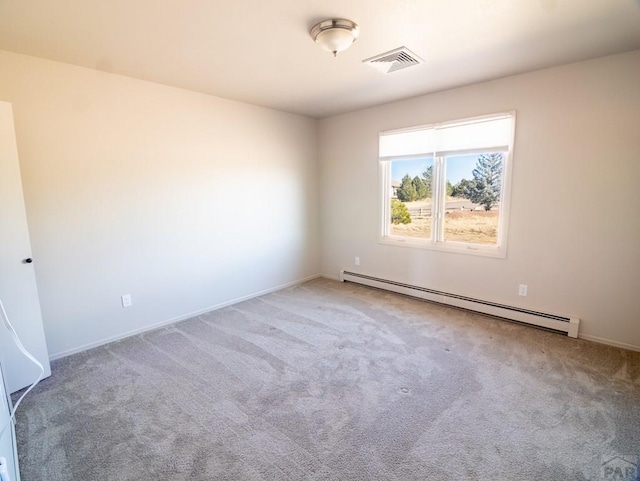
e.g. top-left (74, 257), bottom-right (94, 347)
top-left (14, 278), bottom-right (640, 480)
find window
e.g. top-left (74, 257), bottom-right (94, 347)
top-left (380, 113), bottom-right (515, 257)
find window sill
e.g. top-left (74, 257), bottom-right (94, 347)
top-left (379, 235), bottom-right (507, 259)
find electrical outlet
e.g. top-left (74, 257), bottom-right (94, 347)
top-left (121, 294), bottom-right (132, 307)
top-left (355, 257), bottom-right (360, 266)
top-left (518, 284), bottom-right (528, 297)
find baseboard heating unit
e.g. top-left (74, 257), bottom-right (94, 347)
top-left (340, 271), bottom-right (579, 338)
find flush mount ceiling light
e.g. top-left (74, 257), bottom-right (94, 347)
top-left (310, 19), bottom-right (359, 57)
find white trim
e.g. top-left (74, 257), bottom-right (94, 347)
top-left (48, 274), bottom-right (321, 361)
top-left (380, 162), bottom-right (391, 238)
top-left (380, 153), bottom-right (434, 163)
top-left (433, 156), bottom-right (445, 242)
top-left (379, 111), bottom-right (513, 137)
top-left (380, 146), bottom-right (510, 162)
top-left (578, 334), bottom-right (640, 352)
top-left (321, 273), bottom-right (341, 282)
top-left (496, 111), bottom-right (516, 255)
top-left (378, 236), bottom-right (507, 258)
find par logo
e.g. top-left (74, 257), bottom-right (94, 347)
top-left (601, 455), bottom-right (638, 480)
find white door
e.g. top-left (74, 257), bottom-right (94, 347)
top-left (0, 101), bottom-right (51, 394)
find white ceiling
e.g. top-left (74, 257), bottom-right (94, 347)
top-left (1, 0), bottom-right (639, 118)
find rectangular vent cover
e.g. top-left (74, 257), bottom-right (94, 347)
top-left (363, 46), bottom-right (424, 74)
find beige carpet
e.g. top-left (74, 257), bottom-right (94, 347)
top-left (14, 278), bottom-right (640, 480)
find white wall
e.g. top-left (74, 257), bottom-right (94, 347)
top-left (319, 50), bottom-right (640, 350)
top-left (0, 51), bottom-right (320, 359)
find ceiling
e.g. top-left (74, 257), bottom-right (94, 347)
top-left (0, 0), bottom-right (639, 119)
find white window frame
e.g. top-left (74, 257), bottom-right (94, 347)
top-left (379, 112), bottom-right (516, 258)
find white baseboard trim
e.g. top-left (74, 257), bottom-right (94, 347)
top-left (320, 273), bottom-right (340, 281)
top-left (578, 334), bottom-right (640, 352)
top-left (49, 273), bottom-right (321, 361)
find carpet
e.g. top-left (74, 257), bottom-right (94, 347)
top-left (14, 278), bottom-right (640, 480)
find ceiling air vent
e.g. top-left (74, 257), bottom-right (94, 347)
top-left (363, 47), bottom-right (423, 74)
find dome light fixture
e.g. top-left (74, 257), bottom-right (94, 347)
top-left (310, 19), bottom-right (360, 57)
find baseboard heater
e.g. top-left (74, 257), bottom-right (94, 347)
top-left (340, 270), bottom-right (579, 338)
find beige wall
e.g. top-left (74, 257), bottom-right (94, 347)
top-left (0, 51), bottom-right (320, 359)
top-left (319, 50), bottom-right (640, 350)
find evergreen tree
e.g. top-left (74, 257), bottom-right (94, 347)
top-left (446, 180), bottom-right (454, 197)
top-left (396, 174), bottom-right (417, 202)
top-left (467, 153), bottom-right (503, 210)
top-left (422, 166), bottom-right (433, 198)
top-left (451, 178), bottom-right (474, 198)
top-left (412, 176), bottom-right (428, 200)
top-left (390, 199), bottom-right (411, 224)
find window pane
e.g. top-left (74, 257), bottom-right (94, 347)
top-left (445, 153), bottom-right (503, 245)
top-left (389, 157), bottom-right (434, 239)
